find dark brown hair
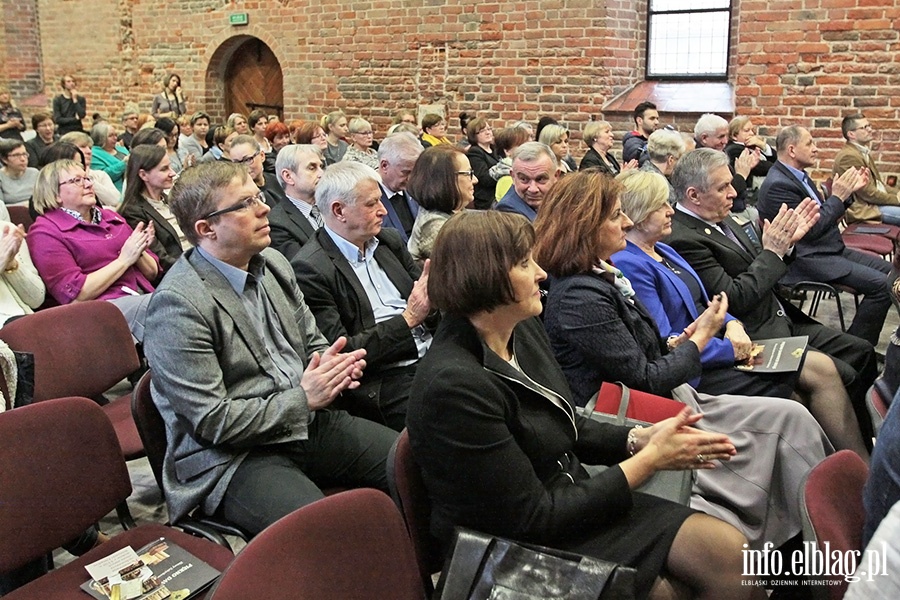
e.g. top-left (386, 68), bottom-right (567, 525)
top-left (494, 126), bottom-right (530, 158)
top-left (428, 211), bottom-right (535, 316)
top-left (533, 169), bottom-right (622, 278)
top-left (465, 117), bottom-right (490, 146)
top-left (406, 145), bottom-right (465, 214)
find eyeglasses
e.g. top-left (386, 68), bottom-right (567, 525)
top-left (855, 124), bottom-right (873, 131)
top-left (201, 192), bottom-right (266, 220)
top-left (457, 170), bottom-right (476, 179)
top-left (231, 150), bottom-right (261, 165)
top-left (312, 132), bottom-right (327, 140)
top-left (59, 175), bottom-right (93, 187)
top-left (6, 152), bottom-right (28, 159)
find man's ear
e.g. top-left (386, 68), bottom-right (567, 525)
top-left (280, 168), bottom-right (294, 187)
top-left (195, 219), bottom-right (215, 241)
top-left (329, 200), bottom-right (345, 222)
top-left (685, 185), bottom-right (701, 205)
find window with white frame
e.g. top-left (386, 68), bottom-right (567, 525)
top-left (647, 0), bottom-right (732, 79)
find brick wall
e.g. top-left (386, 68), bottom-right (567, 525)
top-left (2, 0), bottom-right (899, 179)
top-left (3, 0), bottom-right (42, 99)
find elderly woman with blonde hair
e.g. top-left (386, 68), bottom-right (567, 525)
top-left (340, 117), bottom-right (379, 170)
top-left (579, 120), bottom-right (637, 175)
top-left (639, 129), bottom-right (687, 203)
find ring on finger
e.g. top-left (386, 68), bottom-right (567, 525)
top-left (696, 453), bottom-right (705, 464)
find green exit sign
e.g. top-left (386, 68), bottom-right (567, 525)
top-left (229, 13), bottom-right (249, 26)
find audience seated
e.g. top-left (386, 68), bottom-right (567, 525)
top-left (144, 161), bottom-right (396, 536)
top-left (341, 117), bottom-right (379, 170)
top-left (489, 126), bottom-right (530, 201)
top-left (248, 109), bottom-right (274, 173)
top-left (640, 128), bottom-right (685, 203)
top-left (90, 122), bottom-right (129, 192)
top-left (465, 117), bottom-right (498, 209)
top-left (268, 144), bottom-right (325, 260)
top-left (0, 212), bottom-right (44, 327)
top-left (227, 134), bottom-right (286, 206)
top-left (28, 160), bottom-right (157, 340)
top-left (667, 148), bottom-right (879, 443)
top-left (57, 132), bottom-right (120, 207)
top-left (226, 112), bottom-right (249, 135)
top-left (724, 116), bottom-right (775, 184)
top-left (25, 113), bottom-right (58, 168)
top-left (536, 169), bottom-right (833, 549)
top-left (419, 114), bottom-right (451, 148)
top-left (291, 162), bottom-right (435, 431)
top-left (264, 120), bottom-right (291, 159)
top-left (376, 132), bottom-right (423, 242)
top-left (120, 145), bottom-right (184, 272)
top-left (694, 113), bottom-right (760, 221)
top-left (579, 120), bottom-right (633, 175)
top-left (321, 110), bottom-right (349, 165)
top-left (408, 209), bottom-right (765, 599)
top-left (537, 124), bottom-right (574, 174)
top-left (179, 111), bottom-right (210, 162)
top-left (613, 169), bottom-right (868, 457)
top-left (833, 113), bottom-right (900, 225)
top-left (117, 107), bottom-right (139, 150)
top-left (622, 101), bottom-right (659, 164)
top-left (154, 117), bottom-right (192, 175)
top-left (0, 89), bottom-right (25, 142)
top-left (495, 141), bottom-right (560, 221)
top-left (199, 125), bottom-right (237, 164)
top-left (294, 121), bottom-right (332, 165)
top-left (0, 140), bottom-right (39, 206)
top-left (406, 145), bottom-right (473, 264)
top-left (757, 125), bottom-right (892, 348)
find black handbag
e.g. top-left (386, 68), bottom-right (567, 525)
top-left (434, 528), bottom-right (637, 600)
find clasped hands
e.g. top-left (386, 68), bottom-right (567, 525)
top-left (301, 336), bottom-right (367, 411)
top-left (632, 408), bottom-right (736, 470)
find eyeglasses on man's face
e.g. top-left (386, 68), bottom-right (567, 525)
top-left (202, 192), bottom-right (266, 220)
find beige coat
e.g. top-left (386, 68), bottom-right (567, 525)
top-left (833, 142), bottom-right (900, 223)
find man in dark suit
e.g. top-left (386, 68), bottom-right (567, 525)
top-left (376, 131), bottom-right (422, 242)
top-left (268, 144), bottom-right (323, 260)
top-left (495, 142), bottom-right (560, 222)
top-left (144, 161), bottom-right (396, 537)
top-left (292, 161), bottom-right (434, 431)
top-left (757, 125), bottom-right (891, 347)
top-left (667, 148), bottom-right (879, 441)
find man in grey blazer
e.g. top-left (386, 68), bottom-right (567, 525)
top-left (268, 144), bottom-right (324, 260)
top-left (143, 161), bottom-right (397, 536)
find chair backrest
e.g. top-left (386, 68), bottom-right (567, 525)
top-left (592, 381), bottom-right (685, 423)
top-left (388, 429), bottom-right (443, 592)
top-left (800, 450), bottom-right (869, 600)
top-left (0, 301), bottom-right (140, 402)
top-left (867, 381), bottom-right (890, 437)
top-left (131, 369), bottom-right (166, 491)
top-left (6, 205), bottom-right (34, 233)
top-left (208, 489), bottom-right (424, 600)
top-left (0, 396), bottom-right (132, 573)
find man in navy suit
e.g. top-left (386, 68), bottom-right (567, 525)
top-left (495, 142), bottom-right (560, 222)
top-left (757, 125), bottom-right (891, 347)
top-left (376, 132), bottom-right (422, 242)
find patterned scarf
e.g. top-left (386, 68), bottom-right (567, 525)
top-left (592, 259), bottom-right (636, 300)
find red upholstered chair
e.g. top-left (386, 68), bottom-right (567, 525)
top-left (800, 450), bottom-right (869, 600)
top-left (0, 397), bottom-right (233, 599)
top-left (0, 301), bottom-right (144, 460)
top-left (131, 370), bottom-right (250, 544)
top-left (387, 429), bottom-right (443, 593)
top-left (867, 380), bottom-right (891, 436)
top-left (6, 205), bottom-right (34, 233)
top-left (207, 489), bottom-right (425, 600)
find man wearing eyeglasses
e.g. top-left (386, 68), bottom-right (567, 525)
top-left (833, 114), bottom-right (900, 225)
top-left (495, 142), bottom-right (560, 222)
top-left (228, 134), bottom-right (286, 207)
top-left (143, 161), bottom-right (397, 537)
top-left (291, 161), bottom-right (435, 431)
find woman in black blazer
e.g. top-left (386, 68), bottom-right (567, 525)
top-left (120, 144), bottom-right (184, 272)
top-left (464, 117), bottom-right (499, 210)
top-left (579, 120), bottom-right (633, 174)
top-left (407, 210), bottom-right (765, 600)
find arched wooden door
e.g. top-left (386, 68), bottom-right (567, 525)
top-left (224, 38), bottom-right (284, 120)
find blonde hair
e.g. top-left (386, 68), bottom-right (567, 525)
top-left (583, 121), bottom-right (612, 147)
top-left (616, 170), bottom-right (671, 227)
top-left (33, 159), bottom-right (81, 215)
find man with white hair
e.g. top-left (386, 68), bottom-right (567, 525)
top-left (377, 131), bottom-right (423, 242)
top-left (494, 142), bottom-right (560, 221)
top-left (291, 161), bottom-right (435, 431)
